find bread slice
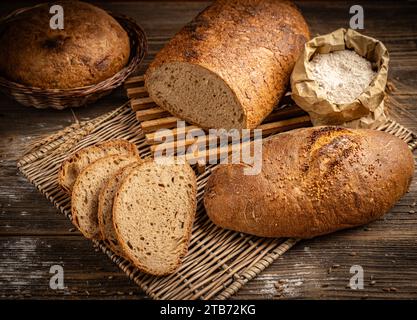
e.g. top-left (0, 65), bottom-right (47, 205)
top-left (71, 155), bottom-right (141, 239)
top-left (113, 160), bottom-right (197, 275)
top-left (98, 163), bottom-right (141, 256)
top-left (58, 140), bottom-right (138, 193)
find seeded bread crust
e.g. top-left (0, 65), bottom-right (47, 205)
top-left (58, 139), bottom-right (139, 193)
top-left (112, 160), bottom-right (197, 276)
top-left (0, 1), bottom-right (130, 89)
top-left (145, 0), bottom-right (310, 129)
top-left (204, 127), bottom-right (415, 238)
top-left (71, 155), bottom-right (141, 239)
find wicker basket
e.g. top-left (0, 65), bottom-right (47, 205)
top-left (0, 5), bottom-right (147, 109)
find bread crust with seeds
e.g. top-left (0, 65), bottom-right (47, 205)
top-left (58, 139), bottom-right (139, 193)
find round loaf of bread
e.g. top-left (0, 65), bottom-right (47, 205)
top-left (0, 1), bottom-right (130, 89)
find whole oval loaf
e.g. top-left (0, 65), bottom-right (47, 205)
top-left (204, 127), bottom-right (415, 238)
top-left (145, 0), bottom-right (310, 129)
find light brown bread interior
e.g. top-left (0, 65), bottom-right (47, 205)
top-left (71, 155), bottom-right (140, 239)
top-left (58, 140), bottom-right (138, 193)
top-left (98, 163), bottom-right (142, 256)
top-left (113, 161), bottom-right (197, 276)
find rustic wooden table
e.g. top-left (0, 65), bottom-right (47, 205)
top-left (1, 1), bottom-right (416, 300)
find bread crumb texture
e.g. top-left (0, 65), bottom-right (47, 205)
top-left (310, 50), bottom-right (376, 104)
top-left (204, 127), bottom-right (414, 238)
top-left (98, 163), bottom-right (141, 257)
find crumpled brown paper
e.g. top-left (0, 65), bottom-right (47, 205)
top-left (290, 28), bottom-right (389, 129)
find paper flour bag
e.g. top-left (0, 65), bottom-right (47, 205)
top-left (290, 28), bottom-right (389, 129)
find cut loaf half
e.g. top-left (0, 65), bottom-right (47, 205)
top-left (72, 155), bottom-right (141, 239)
top-left (58, 140), bottom-right (139, 193)
top-left (98, 163), bottom-right (141, 256)
top-left (145, 0), bottom-right (309, 129)
top-left (113, 160), bottom-right (197, 275)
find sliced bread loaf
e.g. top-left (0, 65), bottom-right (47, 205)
top-left (98, 163), bottom-right (141, 256)
top-left (71, 155), bottom-right (141, 239)
top-left (113, 160), bottom-right (197, 275)
top-left (58, 140), bottom-right (138, 193)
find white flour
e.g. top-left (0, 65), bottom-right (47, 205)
top-left (310, 50), bottom-right (376, 104)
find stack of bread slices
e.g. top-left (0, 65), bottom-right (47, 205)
top-left (58, 140), bottom-right (197, 276)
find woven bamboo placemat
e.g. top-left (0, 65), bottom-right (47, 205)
top-left (17, 86), bottom-right (417, 299)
